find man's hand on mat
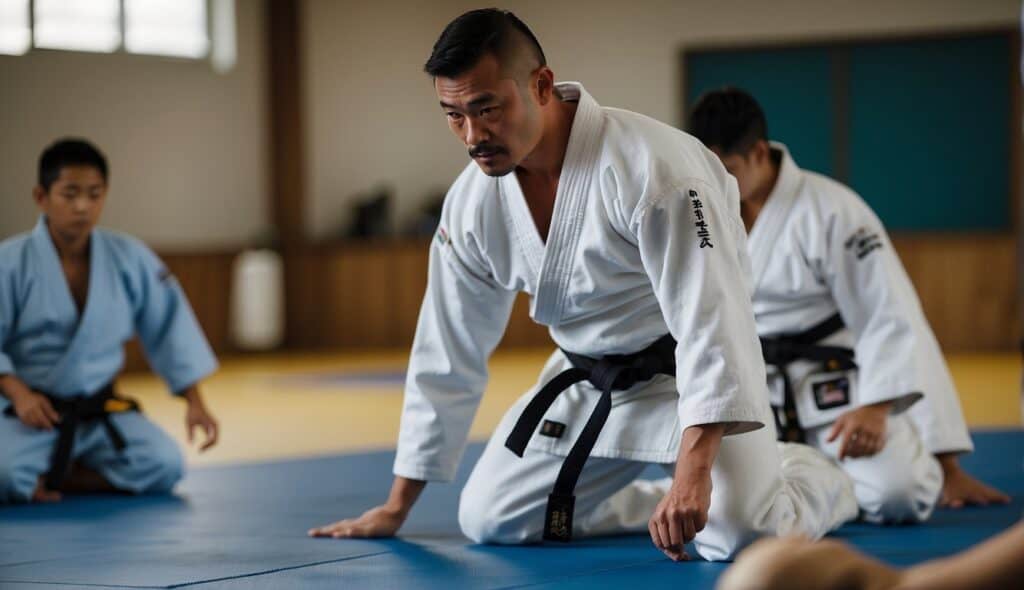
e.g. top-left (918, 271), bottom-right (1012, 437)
top-left (10, 389), bottom-right (61, 430)
top-left (182, 386), bottom-right (219, 452)
top-left (937, 454), bottom-right (1010, 509)
top-left (309, 476), bottom-right (425, 539)
top-left (828, 401), bottom-right (891, 461)
top-left (308, 505), bottom-right (406, 538)
top-left (649, 467), bottom-right (712, 561)
top-left (651, 424), bottom-right (723, 561)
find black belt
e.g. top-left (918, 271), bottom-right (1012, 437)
top-left (760, 313), bottom-right (855, 443)
top-left (504, 334), bottom-right (676, 542)
top-left (3, 383), bottom-right (140, 491)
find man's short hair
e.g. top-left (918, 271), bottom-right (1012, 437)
top-left (424, 8), bottom-right (546, 80)
top-left (39, 138), bottom-right (108, 190)
top-left (688, 87), bottom-right (768, 155)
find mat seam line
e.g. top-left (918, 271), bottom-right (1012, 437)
top-left (0, 580), bottom-right (160, 589)
top-left (165, 550), bottom-right (393, 588)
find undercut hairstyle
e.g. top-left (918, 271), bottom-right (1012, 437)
top-left (688, 87), bottom-right (768, 156)
top-left (424, 8), bottom-right (546, 80)
top-left (38, 138), bottom-right (108, 191)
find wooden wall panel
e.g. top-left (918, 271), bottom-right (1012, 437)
top-left (288, 235), bottom-right (1016, 353)
top-left (121, 233), bottom-right (1018, 378)
top-left (892, 234), bottom-right (1018, 351)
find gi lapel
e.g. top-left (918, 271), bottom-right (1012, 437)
top-left (530, 82), bottom-right (605, 326)
top-left (747, 142), bottom-right (803, 291)
top-left (33, 220), bottom-right (112, 395)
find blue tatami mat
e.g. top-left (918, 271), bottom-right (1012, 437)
top-left (1, 430), bottom-right (1021, 589)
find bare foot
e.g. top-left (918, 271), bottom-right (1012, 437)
top-left (31, 477), bottom-right (62, 503)
top-left (940, 469), bottom-right (1010, 509)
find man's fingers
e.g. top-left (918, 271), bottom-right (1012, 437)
top-left (837, 433), bottom-right (851, 461)
top-left (31, 409), bottom-right (53, 430)
top-left (648, 519), bottom-right (662, 549)
top-left (655, 519), bottom-right (670, 550)
top-left (991, 490), bottom-right (1012, 504)
top-left (682, 515), bottom-right (697, 545)
top-left (200, 422), bottom-right (218, 451)
top-left (826, 420), bottom-right (844, 443)
top-left (309, 520), bottom-right (348, 536)
top-left (662, 547), bottom-right (687, 562)
top-left (41, 400), bottom-right (61, 424)
top-left (667, 514), bottom-right (682, 548)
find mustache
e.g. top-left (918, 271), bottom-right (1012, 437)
top-left (468, 143), bottom-right (508, 158)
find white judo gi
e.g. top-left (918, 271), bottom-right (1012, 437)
top-left (394, 83), bottom-right (857, 560)
top-left (748, 143), bottom-right (971, 523)
top-left (0, 216), bottom-right (218, 503)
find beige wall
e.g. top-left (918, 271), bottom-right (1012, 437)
top-left (303, 0), bottom-right (1019, 239)
top-left (0, 0), bottom-right (268, 250)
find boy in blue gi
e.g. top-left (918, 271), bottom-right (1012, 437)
top-left (0, 138), bottom-right (219, 503)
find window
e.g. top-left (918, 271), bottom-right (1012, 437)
top-left (125, 0), bottom-right (208, 58)
top-left (0, 0), bottom-right (226, 64)
top-left (0, 0), bottom-right (30, 55)
top-left (34, 0), bottom-right (120, 53)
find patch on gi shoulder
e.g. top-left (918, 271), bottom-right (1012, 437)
top-left (812, 376), bottom-right (851, 410)
top-left (844, 227), bottom-right (883, 260)
top-left (539, 420), bottom-right (566, 439)
top-left (157, 268), bottom-right (174, 283)
top-left (687, 189), bottom-right (713, 249)
top-left (435, 226), bottom-right (450, 247)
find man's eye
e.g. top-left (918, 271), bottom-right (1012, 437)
top-left (446, 112), bottom-right (463, 121)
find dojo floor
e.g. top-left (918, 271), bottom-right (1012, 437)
top-left (2, 350), bottom-right (1022, 589)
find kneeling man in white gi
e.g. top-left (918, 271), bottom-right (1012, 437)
top-left (688, 87), bottom-right (1009, 523)
top-left (311, 9), bottom-right (857, 560)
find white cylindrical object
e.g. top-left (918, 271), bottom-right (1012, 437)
top-left (231, 249), bottom-right (284, 350)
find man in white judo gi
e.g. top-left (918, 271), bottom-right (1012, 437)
top-left (311, 9), bottom-right (857, 561)
top-left (688, 87), bottom-right (1008, 523)
top-left (0, 138), bottom-right (220, 504)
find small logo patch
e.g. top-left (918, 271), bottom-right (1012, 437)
top-left (844, 227), bottom-right (883, 260)
top-left (812, 377), bottom-right (851, 410)
top-left (539, 420), bottom-right (566, 439)
top-left (436, 227), bottom-right (450, 246)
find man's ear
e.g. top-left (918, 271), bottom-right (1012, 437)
top-left (750, 140), bottom-right (771, 165)
top-left (533, 66), bottom-right (555, 106)
top-left (32, 185), bottom-right (47, 208)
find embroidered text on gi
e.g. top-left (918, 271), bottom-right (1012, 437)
top-left (688, 189), bottom-right (713, 249)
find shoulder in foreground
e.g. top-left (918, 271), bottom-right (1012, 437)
top-left (601, 106), bottom-right (698, 156)
top-left (599, 107), bottom-right (731, 200)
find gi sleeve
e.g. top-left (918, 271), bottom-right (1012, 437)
top-left (633, 178), bottom-right (767, 436)
top-left (0, 267), bottom-right (15, 377)
top-left (393, 229), bottom-right (516, 482)
top-left (824, 196), bottom-right (923, 413)
top-left (129, 242), bottom-right (218, 394)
